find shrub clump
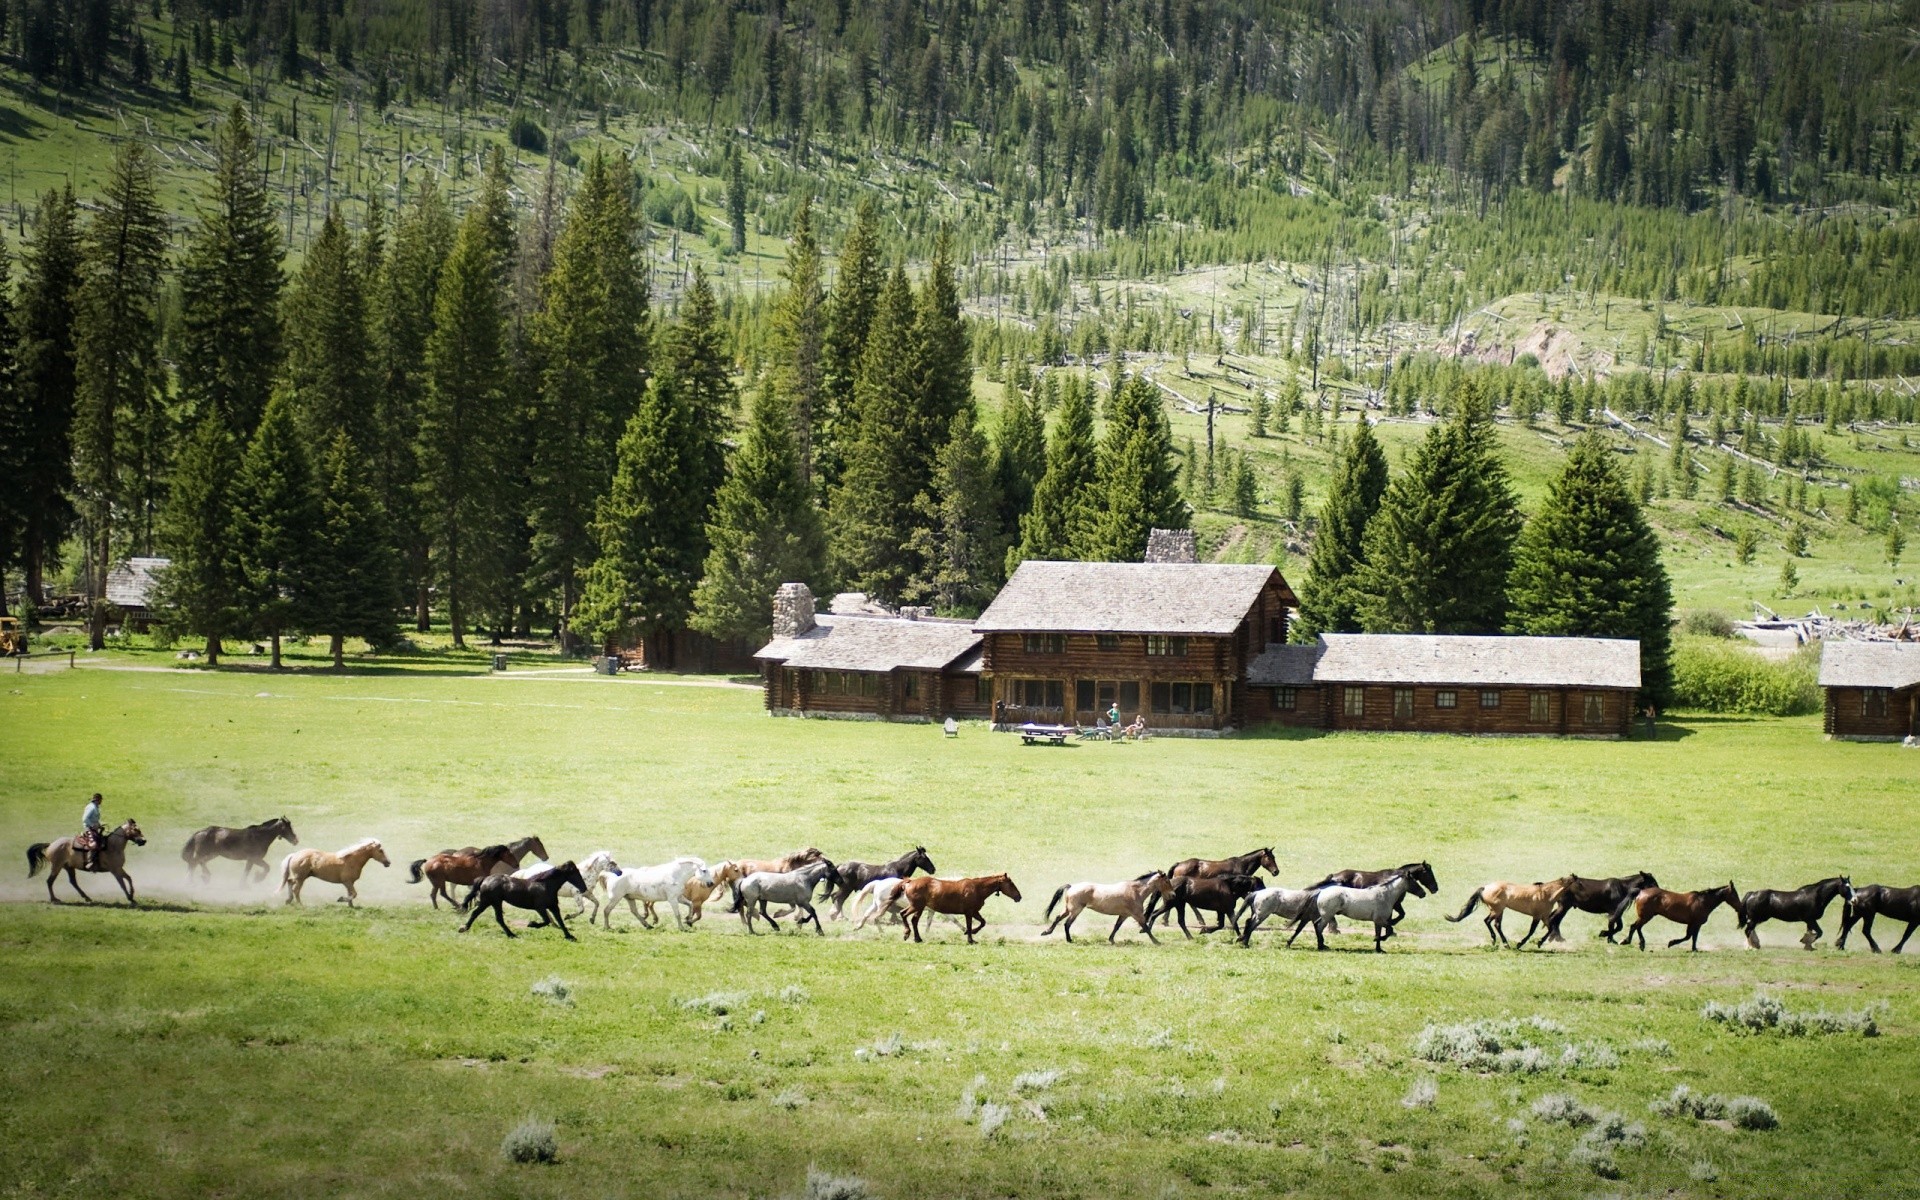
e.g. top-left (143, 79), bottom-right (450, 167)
top-left (1412, 1017), bottom-right (1597, 1074)
top-left (977, 1101), bottom-right (1012, 1139)
top-left (529, 976), bottom-right (573, 1006)
top-left (1650, 1085), bottom-right (1726, 1120)
top-left (1671, 636), bottom-right (1820, 715)
top-left (1401, 1076), bottom-right (1438, 1109)
top-left (1726, 1096), bottom-right (1780, 1130)
top-left (801, 1166), bottom-right (876, 1200)
top-left (501, 1117), bottom-right (559, 1164)
top-left (1010, 1069), bottom-right (1064, 1094)
top-left (771, 1086), bottom-right (809, 1110)
top-left (1530, 1093), bottom-right (1598, 1126)
top-left (1702, 992), bottom-right (1879, 1037)
top-left (678, 990), bottom-right (753, 1015)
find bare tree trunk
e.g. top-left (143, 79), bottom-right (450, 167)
top-left (330, 632), bottom-right (345, 668)
top-left (205, 634), bottom-right (221, 667)
top-left (270, 631), bottom-right (283, 670)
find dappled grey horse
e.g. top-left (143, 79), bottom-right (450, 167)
top-left (732, 860), bottom-right (839, 935)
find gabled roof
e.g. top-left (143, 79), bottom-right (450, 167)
top-left (974, 561), bottom-right (1292, 636)
top-left (1245, 643), bottom-right (1323, 687)
top-left (1819, 640), bottom-right (1920, 690)
top-left (755, 614), bottom-right (981, 673)
top-left (106, 557), bottom-right (169, 609)
top-left (1301, 633), bottom-right (1642, 689)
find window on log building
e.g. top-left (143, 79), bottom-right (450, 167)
top-left (1097, 634), bottom-right (1121, 650)
top-left (1145, 635), bottom-right (1189, 657)
top-left (1393, 688), bottom-right (1414, 720)
top-left (1480, 690), bottom-right (1501, 709)
top-left (1012, 679), bottom-right (1064, 708)
top-left (1344, 687), bottom-right (1366, 717)
top-left (1151, 682), bottom-right (1214, 714)
top-left (1583, 694), bottom-right (1606, 724)
top-left (1275, 686), bottom-right (1297, 711)
top-left (1529, 691), bottom-right (1551, 722)
top-left (1023, 633), bottom-right (1067, 654)
top-left (1863, 690), bottom-right (1889, 718)
top-left (1435, 690), bottom-right (1458, 709)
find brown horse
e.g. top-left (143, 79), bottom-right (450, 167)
top-left (181, 816), bottom-right (298, 883)
top-left (407, 836), bottom-right (547, 908)
top-left (898, 874), bottom-right (1022, 944)
top-left (28, 819), bottom-right (147, 904)
top-left (1624, 882), bottom-right (1745, 951)
top-left (1447, 879), bottom-right (1569, 948)
top-left (1148, 848), bottom-right (1278, 927)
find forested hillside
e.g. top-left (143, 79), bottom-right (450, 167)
top-left (1, 0), bottom-right (1917, 672)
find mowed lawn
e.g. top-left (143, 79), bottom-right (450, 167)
top-left (1, 664), bottom-right (1916, 1198)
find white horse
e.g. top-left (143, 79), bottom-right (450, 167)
top-left (733, 861), bottom-right (839, 934)
top-left (851, 876), bottom-right (907, 929)
top-left (601, 857), bottom-right (712, 929)
top-left (1238, 886), bottom-right (1323, 946)
top-left (1290, 875), bottom-right (1411, 952)
top-left (516, 851), bottom-right (621, 922)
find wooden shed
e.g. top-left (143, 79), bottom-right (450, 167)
top-left (105, 557), bottom-right (169, 632)
top-left (755, 584), bottom-right (989, 723)
top-left (973, 561), bottom-right (1297, 732)
top-left (1819, 641), bottom-right (1920, 741)
top-left (1248, 633), bottom-right (1643, 738)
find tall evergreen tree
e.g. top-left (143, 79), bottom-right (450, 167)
top-left (1081, 373), bottom-right (1186, 561)
top-left (283, 209), bottom-right (374, 449)
top-left (1010, 379), bottom-right (1097, 568)
top-left (905, 404), bottom-right (1002, 614)
top-left (310, 432), bottom-right (398, 667)
top-left (151, 412), bottom-right (240, 662)
top-left (177, 104), bottom-right (283, 437)
top-left (0, 251), bottom-right (24, 611)
top-left (529, 152), bottom-right (649, 651)
top-left (993, 370), bottom-right (1046, 560)
top-left (230, 390), bottom-right (320, 669)
top-left (768, 197), bottom-right (825, 488)
top-left (72, 142), bottom-right (168, 648)
top-left (689, 383), bottom-right (827, 643)
top-left (12, 187), bottom-right (82, 606)
top-left (906, 227), bottom-right (969, 502)
top-left (1508, 433), bottom-right (1675, 705)
top-left (1356, 408), bottom-right (1523, 633)
top-left (1292, 414), bottom-right (1388, 640)
top-left (657, 266), bottom-right (731, 524)
top-left (818, 197), bottom-right (883, 496)
top-left (828, 264), bottom-right (919, 599)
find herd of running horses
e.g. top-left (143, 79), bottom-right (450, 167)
top-left (24, 818), bottom-right (1920, 955)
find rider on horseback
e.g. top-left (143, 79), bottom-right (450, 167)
top-left (79, 793), bottom-right (104, 871)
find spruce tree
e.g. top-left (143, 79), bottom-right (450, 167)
top-left (1009, 378), bottom-right (1097, 569)
top-left (656, 266), bottom-right (731, 525)
top-left (818, 197), bottom-right (882, 495)
top-left (828, 264), bottom-right (919, 599)
top-left (283, 209), bottom-right (374, 449)
top-left (907, 227), bottom-right (970, 505)
top-left (992, 371), bottom-right (1046, 559)
top-left (177, 105), bottom-right (283, 436)
top-left (905, 404), bottom-right (1002, 615)
top-left (72, 142), bottom-right (168, 648)
top-left (1081, 373), bottom-right (1186, 562)
top-left (726, 143), bottom-right (748, 253)
top-left (12, 187), bottom-right (82, 605)
top-left (529, 152), bottom-right (649, 651)
top-left (1293, 414), bottom-right (1388, 640)
top-left (769, 198), bottom-right (826, 488)
top-left (1356, 409), bottom-right (1522, 633)
top-left (152, 412), bottom-right (240, 662)
top-left (689, 384), bottom-right (826, 643)
top-left (0, 251), bottom-right (24, 608)
top-left (1507, 433), bottom-right (1675, 706)
top-left (230, 390), bottom-right (320, 669)
top-left (310, 432), bottom-right (397, 667)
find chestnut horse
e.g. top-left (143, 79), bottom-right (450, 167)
top-left (407, 836), bottom-right (547, 908)
top-left (1623, 882), bottom-right (1744, 951)
top-left (898, 874), bottom-right (1022, 944)
top-left (1447, 879), bottom-right (1570, 949)
top-left (1147, 848), bottom-right (1278, 927)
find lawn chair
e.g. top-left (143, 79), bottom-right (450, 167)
top-left (943, 717), bottom-right (959, 738)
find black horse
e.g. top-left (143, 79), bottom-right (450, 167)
top-left (826, 846), bottom-right (937, 919)
top-left (460, 861), bottom-right (589, 941)
top-left (1837, 884), bottom-right (1920, 953)
top-left (1543, 872), bottom-right (1659, 942)
top-left (180, 816), bottom-right (299, 882)
top-left (1305, 861), bottom-right (1439, 931)
top-left (1160, 874), bottom-right (1263, 938)
top-left (1739, 876), bottom-right (1852, 949)
top-left (1146, 848), bottom-right (1280, 927)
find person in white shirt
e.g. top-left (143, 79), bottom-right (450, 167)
top-left (80, 792), bottom-right (104, 870)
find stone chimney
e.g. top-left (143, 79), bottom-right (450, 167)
top-left (772, 583), bottom-right (816, 638)
top-left (898, 606), bottom-right (931, 621)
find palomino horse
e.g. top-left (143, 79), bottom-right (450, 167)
top-left (1623, 882), bottom-right (1744, 951)
top-left (1290, 874), bottom-right (1412, 952)
top-left (1041, 873), bottom-right (1176, 943)
top-left (682, 860), bottom-right (743, 925)
top-left (827, 847), bottom-right (936, 919)
top-left (278, 839), bottom-right (390, 907)
top-left (1306, 861), bottom-right (1438, 933)
top-left (180, 817), bottom-right (298, 883)
top-left (1146, 848), bottom-right (1279, 927)
top-left (461, 862), bottom-right (589, 941)
top-left (733, 861), bottom-right (840, 934)
top-left (603, 857), bottom-right (716, 930)
top-left (898, 874), bottom-right (1022, 944)
top-left (1739, 877), bottom-right (1853, 949)
top-left (1447, 879), bottom-right (1571, 949)
top-left (1543, 872), bottom-right (1659, 942)
top-left (1160, 873), bottom-right (1264, 938)
top-left (1838, 884), bottom-right (1920, 953)
top-left (1237, 885), bottom-right (1323, 946)
top-left (28, 819), bottom-right (147, 904)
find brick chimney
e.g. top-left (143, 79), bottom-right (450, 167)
top-left (772, 583), bottom-right (816, 638)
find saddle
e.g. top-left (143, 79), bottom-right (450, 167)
top-left (74, 827), bottom-right (103, 854)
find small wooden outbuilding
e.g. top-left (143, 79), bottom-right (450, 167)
top-left (1819, 641), bottom-right (1920, 741)
top-left (755, 584), bottom-right (989, 722)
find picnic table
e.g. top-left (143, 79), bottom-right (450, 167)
top-left (1017, 722), bottom-right (1074, 746)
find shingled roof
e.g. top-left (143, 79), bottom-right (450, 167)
top-left (975, 561), bottom-right (1290, 635)
top-left (755, 614), bottom-right (981, 673)
top-left (1819, 640), bottom-right (1920, 690)
top-left (1256, 633), bottom-right (1641, 689)
top-left (106, 557), bottom-right (169, 609)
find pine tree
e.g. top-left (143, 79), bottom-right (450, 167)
top-left (1356, 409), bottom-right (1522, 633)
top-left (1888, 521), bottom-right (1906, 568)
top-left (1778, 558), bottom-right (1799, 595)
top-left (1231, 450), bottom-right (1258, 518)
top-left (726, 143), bottom-right (748, 253)
top-left (1733, 525), bottom-right (1757, 565)
top-left (1249, 388), bottom-right (1268, 437)
top-left (152, 412), bottom-right (240, 662)
top-left (12, 187), bottom-right (82, 605)
top-left (173, 46), bottom-right (190, 102)
top-left (1293, 414), bottom-right (1387, 640)
top-left (769, 197), bottom-right (825, 487)
top-left (310, 432), bottom-right (397, 667)
top-left (1082, 373), bottom-right (1186, 562)
top-left (905, 404), bottom-right (1002, 614)
top-left (177, 105), bottom-right (283, 437)
top-left (818, 198), bottom-right (882, 495)
top-left (72, 142), bottom-right (168, 648)
top-left (992, 372), bottom-right (1046, 562)
top-left (283, 210), bottom-right (374, 449)
top-left (529, 152), bottom-right (649, 651)
top-left (230, 390), bottom-right (320, 669)
top-left (1507, 433), bottom-right (1675, 705)
top-left (907, 227), bottom-right (970, 504)
top-left (828, 264), bottom-right (919, 599)
top-left (657, 266), bottom-right (731, 524)
top-left (1010, 378), bottom-right (1097, 569)
top-left (0, 251), bottom-right (24, 610)
top-left (689, 384), bottom-right (826, 643)
top-left (1785, 522), bottom-right (1810, 557)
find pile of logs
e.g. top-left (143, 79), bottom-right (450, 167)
top-left (1739, 604), bottom-right (1917, 646)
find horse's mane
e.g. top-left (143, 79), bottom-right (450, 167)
top-left (340, 838), bottom-right (381, 853)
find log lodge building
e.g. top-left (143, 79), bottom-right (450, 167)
top-left (1819, 640), bottom-right (1920, 741)
top-left (755, 561), bottom-right (1644, 738)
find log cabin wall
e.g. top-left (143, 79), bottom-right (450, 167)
top-left (982, 631), bottom-right (1239, 730)
top-left (1824, 685), bottom-right (1918, 740)
top-left (1319, 684), bottom-right (1635, 738)
top-left (1245, 685), bottom-right (1328, 728)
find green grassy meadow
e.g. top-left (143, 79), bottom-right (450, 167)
top-left (2, 662), bottom-right (1917, 1197)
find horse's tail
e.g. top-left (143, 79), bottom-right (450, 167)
top-left (276, 854), bottom-right (294, 896)
top-left (180, 834), bottom-right (199, 865)
top-left (407, 858), bottom-right (426, 884)
top-left (729, 880), bottom-right (744, 913)
top-left (27, 843), bottom-right (48, 878)
top-left (1043, 884), bottom-right (1067, 924)
top-left (1304, 874), bottom-right (1338, 892)
top-left (1446, 888), bottom-right (1485, 923)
